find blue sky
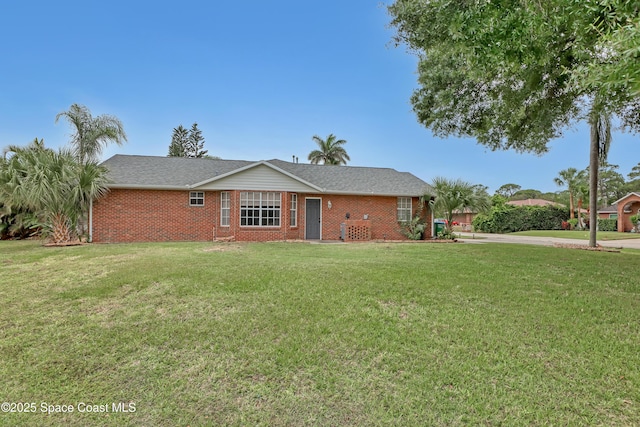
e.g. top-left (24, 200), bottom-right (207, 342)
top-left (1, 1), bottom-right (638, 193)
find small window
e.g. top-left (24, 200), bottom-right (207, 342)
top-left (609, 213), bottom-right (618, 219)
top-left (290, 194), bottom-right (298, 227)
top-left (221, 192), bottom-right (230, 226)
top-left (397, 197), bottom-right (412, 222)
top-left (190, 191), bottom-right (204, 206)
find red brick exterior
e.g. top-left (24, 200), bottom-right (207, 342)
top-left (616, 194), bottom-right (640, 232)
top-left (92, 189), bottom-right (431, 243)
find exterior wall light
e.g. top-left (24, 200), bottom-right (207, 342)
top-left (328, 200), bottom-right (332, 209)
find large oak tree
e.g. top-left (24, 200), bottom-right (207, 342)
top-left (388, 0), bottom-right (640, 246)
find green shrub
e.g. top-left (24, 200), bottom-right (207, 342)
top-left (473, 205), bottom-right (569, 233)
top-left (436, 228), bottom-right (457, 240)
top-left (399, 215), bottom-right (426, 240)
top-left (597, 218), bottom-right (617, 232)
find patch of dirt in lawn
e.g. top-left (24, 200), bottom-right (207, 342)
top-left (203, 243), bottom-right (243, 252)
top-left (553, 243), bottom-right (620, 252)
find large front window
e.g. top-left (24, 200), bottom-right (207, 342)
top-left (240, 192), bottom-right (281, 227)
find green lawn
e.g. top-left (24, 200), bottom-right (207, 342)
top-left (512, 230), bottom-right (640, 240)
top-left (1, 240), bottom-right (639, 426)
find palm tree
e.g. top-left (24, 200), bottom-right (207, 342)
top-left (56, 103), bottom-right (127, 165)
top-left (424, 177), bottom-right (490, 233)
top-left (554, 167), bottom-right (586, 221)
top-left (0, 143), bottom-right (109, 244)
top-left (55, 104), bottom-right (125, 236)
top-left (588, 107), bottom-right (612, 246)
top-left (307, 134), bottom-right (350, 165)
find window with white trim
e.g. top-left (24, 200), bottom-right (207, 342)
top-left (189, 191), bottom-right (204, 206)
top-left (240, 192), bottom-right (281, 227)
top-left (220, 192), bottom-right (230, 226)
top-left (397, 197), bottom-right (412, 222)
top-left (290, 194), bottom-right (297, 227)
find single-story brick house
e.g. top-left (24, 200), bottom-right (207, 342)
top-left (90, 155), bottom-right (433, 243)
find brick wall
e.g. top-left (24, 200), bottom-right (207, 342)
top-left (618, 198), bottom-right (640, 232)
top-left (92, 189), bottom-right (217, 243)
top-left (312, 194), bottom-right (430, 241)
top-left (92, 188), bottom-right (431, 243)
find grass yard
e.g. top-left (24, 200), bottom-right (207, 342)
top-left (1, 240), bottom-right (639, 426)
top-left (512, 230), bottom-right (640, 241)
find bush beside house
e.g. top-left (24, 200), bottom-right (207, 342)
top-left (473, 205), bottom-right (569, 233)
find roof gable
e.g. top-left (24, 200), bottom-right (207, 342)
top-left (193, 162), bottom-right (321, 192)
top-left (613, 192), bottom-right (640, 205)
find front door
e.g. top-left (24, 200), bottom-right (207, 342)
top-left (305, 198), bottom-right (321, 240)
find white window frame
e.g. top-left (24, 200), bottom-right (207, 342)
top-left (290, 194), bottom-right (298, 227)
top-left (397, 197), bottom-right (412, 222)
top-left (189, 191), bottom-right (204, 206)
top-left (220, 192), bottom-right (230, 226)
top-left (240, 192), bottom-right (281, 227)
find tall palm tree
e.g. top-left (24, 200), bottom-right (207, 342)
top-left (588, 107), bottom-right (612, 246)
top-left (307, 134), bottom-right (350, 165)
top-left (55, 104), bottom-right (125, 236)
top-left (554, 167), bottom-right (586, 220)
top-left (423, 177), bottom-right (490, 233)
top-left (55, 103), bottom-right (127, 165)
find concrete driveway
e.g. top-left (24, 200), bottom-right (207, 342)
top-left (456, 232), bottom-right (640, 250)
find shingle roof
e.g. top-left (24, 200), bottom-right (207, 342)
top-left (101, 155), bottom-right (254, 189)
top-left (597, 204), bottom-right (617, 213)
top-left (101, 155), bottom-right (430, 196)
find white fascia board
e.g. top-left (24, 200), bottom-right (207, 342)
top-left (108, 184), bottom-right (191, 190)
top-left (322, 190), bottom-right (424, 197)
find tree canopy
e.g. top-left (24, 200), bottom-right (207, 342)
top-left (168, 123), bottom-right (208, 158)
top-left (495, 183), bottom-right (521, 199)
top-left (388, 0), bottom-right (640, 246)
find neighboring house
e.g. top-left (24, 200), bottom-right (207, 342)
top-left (597, 205), bottom-right (618, 219)
top-left (91, 155), bottom-right (432, 243)
top-left (612, 192), bottom-right (640, 232)
top-left (451, 208), bottom-right (475, 231)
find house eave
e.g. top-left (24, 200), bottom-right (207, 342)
top-left (108, 184), bottom-right (191, 191)
top-left (322, 190), bottom-right (426, 197)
